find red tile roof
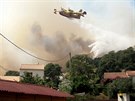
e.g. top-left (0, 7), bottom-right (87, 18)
top-left (126, 71), bottom-right (135, 76)
top-left (104, 72), bottom-right (128, 80)
top-left (0, 80), bottom-right (73, 98)
top-left (104, 71), bottom-right (135, 80)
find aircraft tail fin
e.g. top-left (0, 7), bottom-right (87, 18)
top-left (83, 11), bottom-right (87, 15)
top-left (54, 9), bottom-right (57, 14)
top-left (79, 9), bottom-right (83, 12)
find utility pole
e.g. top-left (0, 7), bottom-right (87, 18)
top-left (69, 52), bottom-right (72, 69)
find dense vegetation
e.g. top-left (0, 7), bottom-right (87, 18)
top-left (5, 70), bottom-right (19, 76)
top-left (19, 46), bottom-right (135, 100)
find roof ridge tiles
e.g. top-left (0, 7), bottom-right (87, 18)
top-left (0, 79), bottom-right (73, 98)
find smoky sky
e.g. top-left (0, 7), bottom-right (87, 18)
top-left (30, 23), bottom-right (91, 58)
top-left (0, 0), bottom-right (134, 75)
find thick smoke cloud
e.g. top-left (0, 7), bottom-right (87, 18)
top-left (0, 0), bottom-right (93, 75)
top-left (0, 0), bottom-right (134, 75)
top-left (30, 23), bottom-right (91, 58)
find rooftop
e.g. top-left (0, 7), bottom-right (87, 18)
top-left (0, 76), bottom-right (20, 82)
top-left (0, 80), bottom-right (73, 98)
top-left (20, 64), bottom-right (45, 70)
top-left (126, 71), bottom-right (135, 76)
top-left (104, 72), bottom-right (128, 80)
top-left (104, 70), bottom-right (135, 80)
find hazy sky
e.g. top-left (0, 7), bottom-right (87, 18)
top-left (0, 0), bottom-right (135, 74)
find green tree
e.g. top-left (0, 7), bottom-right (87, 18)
top-left (97, 47), bottom-right (135, 78)
top-left (104, 78), bottom-right (132, 98)
top-left (117, 47), bottom-right (135, 70)
top-left (97, 51), bottom-right (120, 78)
top-left (20, 72), bottom-right (44, 85)
top-left (58, 78), bottom-right (72, 93)
top-left (5, 70), bottom-right (19, 76)
top-left (66, 55), bottom-right (99, 95)
top-left (44, 63), bottom-right (62, 89)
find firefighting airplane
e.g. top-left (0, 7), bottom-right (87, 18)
top-left (54, 8), bottom-right (87, 19)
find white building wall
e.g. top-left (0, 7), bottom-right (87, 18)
top-left (118, 93), bottom-right (130, 101)
top-left (20, 70), bottom-right (44, 79)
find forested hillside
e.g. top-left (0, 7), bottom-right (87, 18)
top-left (20, 46), bottom-right (135, 100)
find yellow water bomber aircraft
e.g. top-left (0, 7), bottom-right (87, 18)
top-left (54, 8), bottom-right (87, 19)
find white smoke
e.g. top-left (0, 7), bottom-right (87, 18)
top-left (70, 0), bottom-right (135, 58)
top-left (0, 0), bottom-right (134, 75)
top-left (76, 21), bottom-right (135, 58)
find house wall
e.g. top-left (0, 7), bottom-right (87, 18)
top-left (0, 93), bottom-right (16, 101)
top-left (20, 69), bottom-right (44, 78)
top-left (0, 92), bottom-right (66, 101)
top-left (17, 94), bottom-right (35, 101)
top-left (52, 97), bottom-right (66, 101)
top-left (35, 95), bottom-right (51, 101)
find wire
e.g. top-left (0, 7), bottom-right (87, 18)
top-left (0, 33), bottom-right (69, 62)
top-left (0, 65), bottom-right (7, 72)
